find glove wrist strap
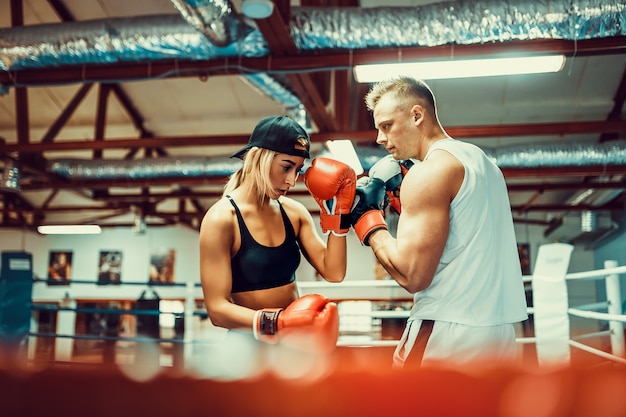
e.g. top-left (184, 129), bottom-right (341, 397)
top-left (254, 308), bottom-right (282, 343)
top-left (354, 210), bottom-right (388, 246)
top-left (320, 213), bottom-right (351, 235)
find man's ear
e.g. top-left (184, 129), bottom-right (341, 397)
top-left (411, 105), bottom-right (424, 123)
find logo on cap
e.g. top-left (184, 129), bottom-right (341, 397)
top-left (295, 136), bottom-right (309, 152)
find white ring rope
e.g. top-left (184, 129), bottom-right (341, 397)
top-left (557, 260), bottom-right (626, 365)
top-left (568, 308), bottom-right (626, 323)
top-left (25, 245), bottom-right (626, 368)
top-left (571, 330), bottom-right (611, 341)
top-left (515, 337), bottom-right (537, 344)
top-left (565, 265), bottom-right (626, 280)
top-left (568, 340), bottom-right (626, 366)
top-left (572, 301), bottom-right (609, 311)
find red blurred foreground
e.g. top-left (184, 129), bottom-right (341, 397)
top-left (1, 346), bottom-right (625, 417)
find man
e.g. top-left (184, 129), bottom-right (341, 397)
top-left (351, 76), bottom-right (528, 369)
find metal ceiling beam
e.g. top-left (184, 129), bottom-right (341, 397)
top-left (2, 37), bottom-right (624, 87)
top-left (73, 180), bottom-right (626, 202)
top-left (47, 0), bottom-right (75, 22)
top-left (41, 84), bottom-right (93, 144)
top-left (93, 83), bottom-right (111, 160)
top-left (1, 120), bottom-right (625, 153)
top-left (4, 200), bottom-right (622, 224)
top-left (334, 70), bottom-right (352, 131)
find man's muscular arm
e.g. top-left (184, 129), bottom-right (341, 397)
top-left (368, 151), bottom-right (463, 293)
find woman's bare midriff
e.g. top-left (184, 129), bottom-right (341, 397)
top-left (231, 282), bottom-right (299, 310)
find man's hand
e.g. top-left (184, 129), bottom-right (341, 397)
top-left (350, 176), bottom-right (388, 246)
top-left (369, 155), bottom-right (416, 214)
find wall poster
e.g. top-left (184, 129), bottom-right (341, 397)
top-left (148, 248), bottom-right (176, 284)
top-left (47, 250), bottom-right (72, 285)
top-left (98, 250), bottom-right (123, 285)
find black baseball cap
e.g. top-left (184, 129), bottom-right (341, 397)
top-left (230, 115), bottom-right (310, 159)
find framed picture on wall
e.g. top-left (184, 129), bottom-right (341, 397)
top-left (148, 248), bottom-right (176, 285)
top-left (47, 250), bottom-right (72, 285)
top-left (98, 250), bottom-right (123, 285)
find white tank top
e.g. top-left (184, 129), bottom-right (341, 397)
top-left (409, 138), bottom-right (528, 326)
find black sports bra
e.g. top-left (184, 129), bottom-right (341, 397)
top-left (227, 196), bottom-right (300, 293)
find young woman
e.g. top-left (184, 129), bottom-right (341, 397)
top-left (199, 115), bottom-right (356, 352)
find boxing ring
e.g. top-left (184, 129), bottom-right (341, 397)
top-left (1, 242), bottom-right (625, 416)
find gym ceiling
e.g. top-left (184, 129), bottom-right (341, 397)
top-left (0, 0), bottom-right (625, 245)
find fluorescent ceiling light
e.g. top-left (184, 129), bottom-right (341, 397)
top-left (353, 55), bottom-right (566, 83)
top-left (37, 225), bottom-right (102, 235)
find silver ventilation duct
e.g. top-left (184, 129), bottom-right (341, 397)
top-left (1, 1), bottom-right (623, 71)
top-left (290, 1), bottom-right (625, 50)
top-left (170, 0), bottom-right (235, 47)
top-left (48, 155), bottom-right (241, 180)
top-left (0, 14), bottom-right (264, 71)
top-left (486, 140), bottom-right (626, 168)
top-left (47, 140), bottom-right (626, 180)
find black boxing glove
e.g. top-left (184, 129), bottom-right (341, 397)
top-left (351, 176), bottom-right (388, 246)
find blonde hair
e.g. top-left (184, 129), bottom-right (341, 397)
top-left (365, 76), bottom-right (437, 117)
top-left (224, 147), bottom-right (276, 205)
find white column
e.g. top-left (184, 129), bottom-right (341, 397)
top-left (54, 295), bottom-right (77, 362)
top-left (604, 260), bottom-right (625, 358)
top-left (28, 310), bottom-right (39, 360)
top-left (183, 282), bottom-right (195, 369)
top-left (531, 243), bottom-right (574, 368)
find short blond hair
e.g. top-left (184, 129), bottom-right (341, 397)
top-left (224, 147), bottom-right (276, 204)
top-left (365, 76), bottom-right (437, 117)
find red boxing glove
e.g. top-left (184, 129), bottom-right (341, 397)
top-left (254, 294), bottom-right (339, 353)
top-left (304, 158), bottom-right (357, 236)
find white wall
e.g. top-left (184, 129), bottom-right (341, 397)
top-left (0, 212), bottom-right (614, 340)
top-left (0, 216), bottom-right (603, 289)
top-left (0, 226), bottom-right (200, 284)
top-left (0, 223), bottom-right (376, 285)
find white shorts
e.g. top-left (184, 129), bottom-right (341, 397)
top-left (393, 319), bottom-right (519, 369)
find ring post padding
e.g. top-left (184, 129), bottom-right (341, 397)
top-left (604, 260), bottom-right (625, 358)
top-left (531, 243), bottom-right (574, 368)
top-left (0, 251), bottom-right (33, 360)
top-left (55, 296), bottom-right (77, 362)
top-left (183, 282), bottom-right (195, 369)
